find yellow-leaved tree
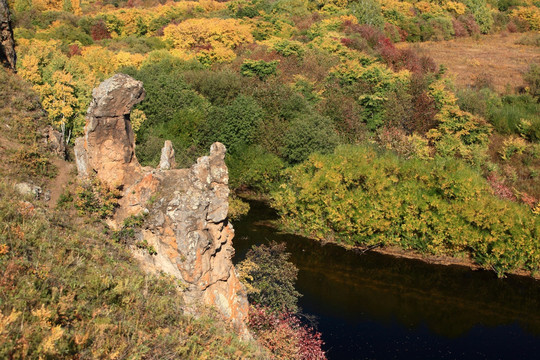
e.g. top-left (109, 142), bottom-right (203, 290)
top-left (31, 0), bottom-right (63, 11)
top-left (38, 71), bottom-right (80, 142)
top-left (163, 18), bottom-right (253, 63)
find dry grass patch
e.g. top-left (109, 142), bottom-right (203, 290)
top-left (399, 33), bottom-right (540, 93)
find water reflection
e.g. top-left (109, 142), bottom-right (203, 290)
top-left (233, 200), bottom-right (540, 359)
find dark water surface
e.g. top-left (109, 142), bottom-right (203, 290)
top-left (232, 200), bottom-right (540, 360)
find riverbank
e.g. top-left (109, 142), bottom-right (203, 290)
top-left (244, 211), bottom-right (540, 281)
top-left (233, 198), bottom-right (540, 360)
top-left (282, 223), bottom-right (540, 280)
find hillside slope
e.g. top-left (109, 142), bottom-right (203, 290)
top-left (0, 67), bottom-right (264, 359)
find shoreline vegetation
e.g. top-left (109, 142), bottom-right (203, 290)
top-left (241, 202), bottom-right (540, 281)
top-left (271, 145), bottom-right (540, 279)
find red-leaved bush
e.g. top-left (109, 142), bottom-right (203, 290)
top-left (457, 15), bottom-right (480, 36)
top-left (452, 18), bottom-right (468, 37)
top-left (68, 44), bottom-right (82, 57)
top-left (249, 306), bottom-right (326, 360)
top-left (487, 173), bottom-right (517, 201)
top-left (91, 21), bottom-right (112, 41)
top-left (518, 191), bottom-right (538, 209)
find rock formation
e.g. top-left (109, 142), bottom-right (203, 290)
top-left (0, 0), bottom-right (16, 70)
top-left (75, 74), bottom-right (145, 186)
top-left (74, 74), bottom-right (250, 337)
top-left (159, 140), bottom-right (175, 170)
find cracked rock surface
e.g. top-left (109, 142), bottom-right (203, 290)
top-left (74, 74), bottom-right (250, 336)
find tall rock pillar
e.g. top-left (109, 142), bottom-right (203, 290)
top-left (74, 74), bottom-right (250, 337)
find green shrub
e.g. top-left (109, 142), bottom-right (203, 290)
top-left (74, 176), bottom-right (121, 218)
top-left (273, 39), bottom-right (305, 58)
top-left (122, 58), bottom-right (209, 166)
top-left (524, 63), bottom-right (540, 99)
top-left (237, 242), bottom-right (301, 313)
top-left (464, 0), bottom-right (494, 33)
top-left (35, 23), bottom-right (93, 46)
top-left (241, 59), bottom-right (279, 81)
top-left (112, 214), bottom-right (146, 244)
top-left (456, 87), bottom-right (500, 119)
top-left (427, 17), bottom-right (455, 41)
top-left (228, 195), bottom-right (251, 220)
top-left (282, 113), bottom-right (340, 164)
top-left (101, 36), bottom-right (166, 54)
top-left (349, 0), bottom-right (385, 29)
top-left (272, 145), bottom-right (540, 277)
top-left (227, 145), bottom-right (285, 193)
top-left (184, 69), bottom-right (242, 106)
top-left (207, 95), bottom-right (264, 155)
top-left (488, 94), bottom-right (540, 141)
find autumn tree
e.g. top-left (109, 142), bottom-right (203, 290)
top-left (39, 70), bottom-right (79, 142)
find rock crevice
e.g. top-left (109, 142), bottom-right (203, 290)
top-left (74, 74), bottom-right (249, 336)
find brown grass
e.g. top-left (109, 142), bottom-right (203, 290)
top-left (399, 32), bottom-right (540, 93)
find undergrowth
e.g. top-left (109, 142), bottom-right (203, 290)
top-left (0, 183), bottom-right (263, 359)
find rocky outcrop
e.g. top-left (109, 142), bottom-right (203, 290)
top-left (74, 74), bottom-right (250, 337)
top-left (0, 0), bottom-right (16, 70)
top-left (74, 74), bottom-right (145, 186)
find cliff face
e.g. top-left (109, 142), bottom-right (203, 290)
top-left (0, 0), bottom-right (16, 70)
top-left (74, 74), bottom-right (249, 336)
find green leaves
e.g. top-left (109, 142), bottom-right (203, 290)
top-left (238, 242), bottom-right (301, 313)
top-left (273, 145), bottom-right (540, 276)
top-left (240, 59), bottom-right (278, 81)
top-left (282, 113), bottom-right (339, 164)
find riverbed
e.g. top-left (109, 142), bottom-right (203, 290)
top-left (232, 200), bottom-right (540, 360)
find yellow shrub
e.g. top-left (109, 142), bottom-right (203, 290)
top-left (18, 55), bottom-right (42, 84)
top-left (445, 1), bottom-right (467, 15)
top-left (512, 6), bottom-right (540, 31)
top-left (31, 0), bottom-right (63, 11)
top-left (163, 18), bottom-right (253, 51)
top-left (197, 46), bottom-right (237, 64)
top-left (499, 136), bottom-right (528, 160)
top-left (198, 0), bottom-right (226, 12)
top-left (381, 0), bottom-right (415, 19)
top-left (313, 0), bottom-right (349, 9)
top-left (114, 51), bottom-right (145, 69)
top-left (168, 49), bottom-right (198, 62)
top-left (408, 133), bottom-right (433, 160)
top-left (80, 46), bottom-right (118, 77)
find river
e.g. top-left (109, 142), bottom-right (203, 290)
top-left (232, 200), bottom-right (540, 360)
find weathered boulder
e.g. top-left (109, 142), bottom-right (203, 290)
top-left (15, 182), bottom-right (42, 199)
top-left (74, 74), bottom-right (145, 186)
top-left (0, 0), bottom-right (16, 70)
top-left (74, 74), bottom-right (250, 337)
top-left (159, 140), bottom-right (175, 170)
